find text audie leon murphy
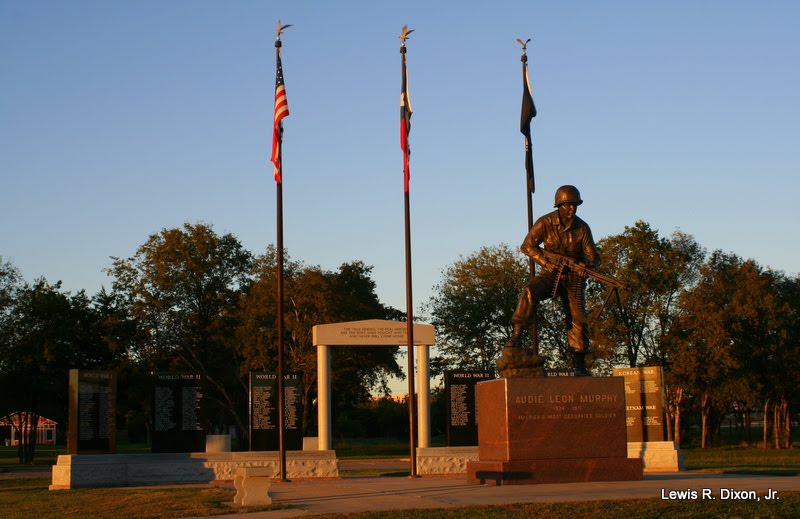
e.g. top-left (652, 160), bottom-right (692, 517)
top-left (661, 488), bottom-right (779, 501)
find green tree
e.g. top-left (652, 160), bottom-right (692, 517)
top-left (536, 295), bottom-right (579, 371)
top-left (325, 261), bottom-right (405, 411)
top-left (754, 271), bottom-right (798, 448)
top-left (0, 257), bottom-right (21, 315)
top-left (666, 252), bottom-right (784, 448)
top-left (424, 244), bottom-right (528, 374)
top-left (425, 243), bottom-right (603, 374)
top-left (89, 286), bottom-right (149, 441)
top-left (591, 221), bottom-right (704, 370)
top-left (0, 257), bottom-right (22, 377)
top-left (1, 255), bottom-right (137, 461)
top-left (0, 278), bottom-right (103, 463)
top-left (91, 287), bottom-right (138, 361)
top-left (236, 247), bottom-right (403, 436)
top-left (108, 223), bottom-right (254, 437)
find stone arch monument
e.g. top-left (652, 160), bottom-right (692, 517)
top-left (312, 319), bottom-right (435, 451)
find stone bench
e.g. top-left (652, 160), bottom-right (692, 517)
top-left (233, 467), bottom-right (274, 506)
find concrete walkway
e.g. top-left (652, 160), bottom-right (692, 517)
top-left (199, 471), bottom-right (800, 518)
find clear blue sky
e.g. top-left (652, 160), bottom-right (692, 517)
top-left (3, 1), bottom-right (799, 319)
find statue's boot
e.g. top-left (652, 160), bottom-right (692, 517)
top-left (504, 324), bottom-right (525, 349)
top-left (573, 351), bottom-right (591, 377)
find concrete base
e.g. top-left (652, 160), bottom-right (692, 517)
top-left (205, 435), bottom-right (231, 453)
top-left (628, 441), bottom-right (683, 472)
top-left (417, 447), bottom-right (479, 475)
top-left (49, 451), bottom-right (339, 490)
top-left (467, 457), bottom-right (643, 486)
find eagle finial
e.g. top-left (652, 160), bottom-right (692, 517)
top-left (276, 20), bottom-right (293, 41)
top-left (400, 25), bottom-right (415, 46)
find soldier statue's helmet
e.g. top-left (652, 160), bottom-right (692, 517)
top-left (553, 185), bottom-right (583, 207)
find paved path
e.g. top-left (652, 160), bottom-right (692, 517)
top-left (198, 472), bottom-right (800, 518)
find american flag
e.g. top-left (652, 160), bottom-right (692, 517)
top-left (271, 53), bottom-right (289, 183)
top-left (400, 51), bottom-right (412, 193)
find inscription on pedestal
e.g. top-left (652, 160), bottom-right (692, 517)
top-left (477, 377), bottom-right (629, 461)
top-left (249, 372), bottom-right (303, 451)
top-left (469, 377), bottom-right (642, 485)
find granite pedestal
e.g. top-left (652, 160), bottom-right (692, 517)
top-left (467, 377), bottom-right (642, 485)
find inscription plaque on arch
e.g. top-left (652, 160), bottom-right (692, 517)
top-left (313, 319), bottom-right (435, 346)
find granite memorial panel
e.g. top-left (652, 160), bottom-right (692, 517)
top-left (445, 371), bottom-right (493, 446)
top-left (152, 372), bottom-right (205, 453)
top-left (613, 366), bottom-right (666, 442)
top-left (67, 369), bottom-right (117, 454)
top-left (249, 372), bottom-right (303, 451)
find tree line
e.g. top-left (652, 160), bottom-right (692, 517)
top-left (425, 221), bottom-right (799, 449)
top-left (1, 220), bottom-right (797, 462)
top-left (0, 223), bottom-right (403, 462)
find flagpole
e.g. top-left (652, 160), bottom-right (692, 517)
top-left (273, 20), bottom-right (292, 482)
top-left (400, 26), bottom-right (418, 478)
top-left (276, 146), bottom-right (287, 482)
top-left (519, 38), bottom-right (538, 356)
top-left (404, 175), bottom-right (418, 478)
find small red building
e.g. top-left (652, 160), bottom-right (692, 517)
top-left (0, 412), bottom-right (58, 446)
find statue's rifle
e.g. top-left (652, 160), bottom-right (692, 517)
top-left (539, 249), bottom-right (626, 321)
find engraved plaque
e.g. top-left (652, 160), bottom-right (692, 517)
top-left (67, 369), bottom-right (117, 454)
top-left (477, 377), bottom-right (628, 461)
top-left (445, 371), bottom-right (493, 446)
top-left (249, 372), bottom-right (303, 451)
top-left (613, 366), bottom-right (666, 442)
top-left (151, 372), bottom-right (205, 453)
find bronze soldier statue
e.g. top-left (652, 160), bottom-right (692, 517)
top-left (507, 185), bottom-right (599, 376)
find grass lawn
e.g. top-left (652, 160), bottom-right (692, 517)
top-left (0, 477), bottom-right (284, 518)
top-left (684, 445), bottom-right (800, 475)
top-left (313, 494), bottom-right (800, 518)
top-left (334, 437), bottom-right (423, 459)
